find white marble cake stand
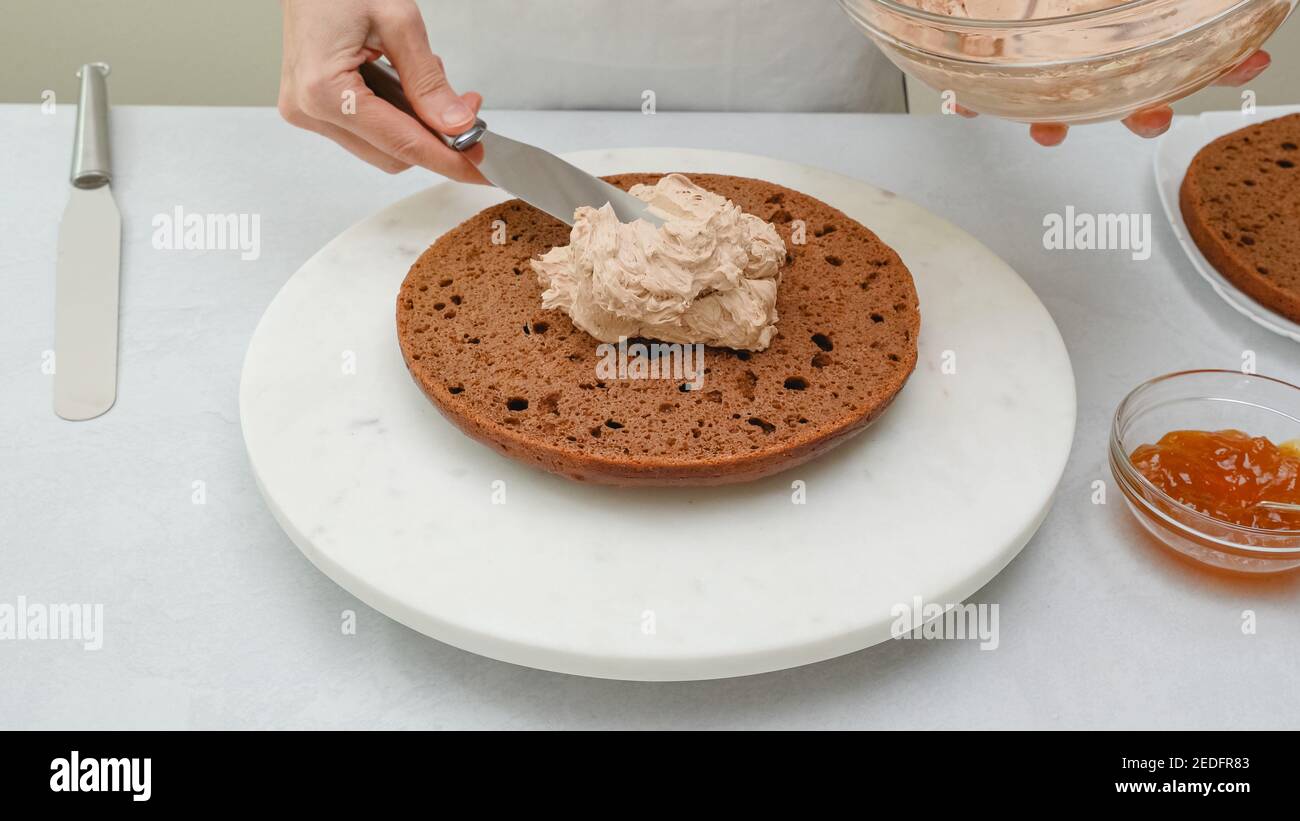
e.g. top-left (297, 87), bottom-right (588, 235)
top-left (240, 148), bottom-right (1076, 681)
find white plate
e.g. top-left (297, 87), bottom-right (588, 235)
top-left (240, 148), bottom-right (1076, 681)
top-left (1153, 105), bottom-right (1300, 343)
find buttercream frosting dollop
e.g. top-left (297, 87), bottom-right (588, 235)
top-left (530, 174), bottom-right (786, 351)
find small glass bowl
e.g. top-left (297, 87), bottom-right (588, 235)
top-left (1109, 370), bottom-right (1300, 574)
top-left (837, 0), bottom-right (1295, 124)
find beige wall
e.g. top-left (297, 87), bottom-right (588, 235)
top-left (3, 0), bottom-right (1297, 114)
top-left (1, 0), bottom-right (283, 106)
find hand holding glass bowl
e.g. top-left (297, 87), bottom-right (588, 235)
top-left (837, 0), bottom-right (1293, 145)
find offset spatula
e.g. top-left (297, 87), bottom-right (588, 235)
top-left (54, 63), bottom-right (121, 420)
top-left (358, 60), bottom-right (662, 227)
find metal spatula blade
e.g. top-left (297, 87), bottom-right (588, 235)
top-left (55, 185), bottom-right (121, 420)
top-left (358, 60), bottom-right (662, 227)
top-left (475, 130), bottom-right (657, 226)
top-left (54, 63), bottom-right (121, 421)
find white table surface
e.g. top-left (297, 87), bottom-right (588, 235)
top-left (2, 105), bottom-right (1298, 729)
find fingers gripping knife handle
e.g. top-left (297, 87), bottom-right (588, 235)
top-left (358, 60), bottom-right (486, 152)
top-left (71, 62), bottom-right (112, 188)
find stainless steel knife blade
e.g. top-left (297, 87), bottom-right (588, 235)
top-left (358, 60), bottom-right (662, 227)
top-left (54, 63), bottom-right (121, 421)
top-left (474, 130), bottom-right (659, 226)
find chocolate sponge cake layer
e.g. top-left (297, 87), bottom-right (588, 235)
top-left (1180, 113), bottom-right (1300, 324)
top-left (396, 173), bottom-right (920, 486)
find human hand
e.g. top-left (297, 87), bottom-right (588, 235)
top-left (277, 0), bottom-right (486, 182)
top-left (955, 51), bottom-right (1272, 146)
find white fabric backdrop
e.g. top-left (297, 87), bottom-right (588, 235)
top-left (415, 0), bottom-right (905, 112)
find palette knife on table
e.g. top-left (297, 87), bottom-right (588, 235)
top-left (54, 63), bottom-right (121, 421)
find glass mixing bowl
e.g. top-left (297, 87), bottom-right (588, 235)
top-left (838, 0), bottom-right (1295, 124)
top-left (1109, 370), bottom-right (1300, 574)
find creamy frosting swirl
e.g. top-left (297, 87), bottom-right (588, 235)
top-left (530, 174), bottom-right (786, 351)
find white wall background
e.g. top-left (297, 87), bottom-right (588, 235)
top-left (2, 0), bottom-right (1296, 115)
top-left (410, 0), bottom-right (905, 112)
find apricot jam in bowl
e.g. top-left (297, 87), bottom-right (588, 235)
top-left (1109, 370), bottom-right (1300, 574)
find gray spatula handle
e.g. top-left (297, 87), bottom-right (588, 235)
top-left (358, 60), bottom-right (486, 152)
top-left (71, 62), bottom-right (112, 189)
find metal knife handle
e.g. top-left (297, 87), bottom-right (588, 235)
top-left (71, 62), bottom-right (112, 189)
top-left (358, 60), bottom-right (486, 152)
